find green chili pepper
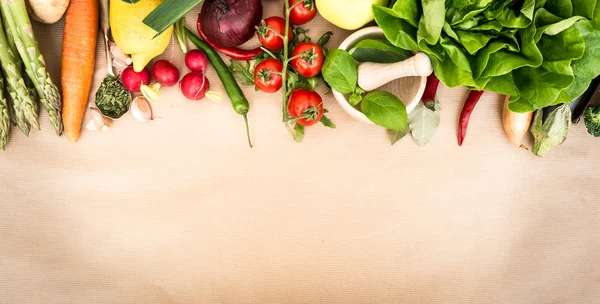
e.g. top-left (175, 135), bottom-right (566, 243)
top-left (185, 27), bottom-right (252, 148)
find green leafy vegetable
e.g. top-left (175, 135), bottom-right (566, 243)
top-left (374, 0), bottom-right (600, 113)
top-left (229, 60), bottom-right (255, 87)
top-left (322, 49), bottom-right (357, 94)
top-left (349, 39), bottom-right (413, 63)
top-left (531, 104), bottom-right (572, 157)
top-left (361, 91), bottom-right (408, 130)
top-left (408, 99), bottom-right (441, 146)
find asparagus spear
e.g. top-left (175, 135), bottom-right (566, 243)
top-left (0, 77), bottom-right (10, 149)
top-left (1, 0), bottom-right (62, 135)
top-left (3, 13), bottom-right (39, 107)
top-left (0, 12), bottom-right (38, 135)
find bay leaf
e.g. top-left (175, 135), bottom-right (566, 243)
top-left (408, 98), bottom-right (441, 146)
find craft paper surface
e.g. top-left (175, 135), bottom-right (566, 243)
top-left (1, 5), bottom-right (599, 304)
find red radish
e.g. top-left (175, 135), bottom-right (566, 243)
top-left (181, 72), bottom-right (210, 100)
top-left (185, 49), bottom-right (209, 72)
top-left (151, 60), bottom-right (180, 87)
top-left (121, 66), bottom-right (151, 93)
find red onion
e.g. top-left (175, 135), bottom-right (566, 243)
top-left (200, 0), bottom-right (263, 48)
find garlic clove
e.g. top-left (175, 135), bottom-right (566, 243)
top-left (131, 96), bottom-right (153, 122)
top-left (87, 107), bottom-right (113, 132)
top-left (109, 41), bottom-right (133, 66)
top-left (112, 58), bottom-right (130, 70)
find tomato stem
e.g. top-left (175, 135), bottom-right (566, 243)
top-left (285, 54), bottom-right (303, 63)
top-left (260, 47), bottom-right (278, 59)
top-left (258, 25), bottom-right (287, 41)
top-left (289, 0), bottom-right (304, 11)
top-left (282, 0), bottom-right (292, 122)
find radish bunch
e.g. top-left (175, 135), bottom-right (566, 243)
top-left (181, 49), bottom-right (215, 101)
top-left (120, 50), bottom-right (215, 102)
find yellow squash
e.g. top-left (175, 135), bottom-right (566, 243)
top-left (110, 0), bottom-right (173, 72)
top-left (316, 0), bottom-right (388, 30)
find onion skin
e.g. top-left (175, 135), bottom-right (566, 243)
top-left (503, 96), bottom-right (533, 148)
top-left (200, 0), bottom-right (263, 48)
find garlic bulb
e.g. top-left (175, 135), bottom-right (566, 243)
top-left (86, 107), bottom-right (112, 132)
top-left (131, 96), bottom-right (153, 122)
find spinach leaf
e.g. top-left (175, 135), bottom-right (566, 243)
top-left (349, 39), bottom-right (413, 63)
top-left (361, 91), bottom-right (408, 130)
top-left (321, 49), bottom-right (357, 94)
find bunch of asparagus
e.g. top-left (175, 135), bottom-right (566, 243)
top-left (0, 0), bottom-right (62, 149)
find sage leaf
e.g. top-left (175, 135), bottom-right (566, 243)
top-left (322, 49), bottom-right (357, 94)
top-left (361, 91), bottom-right (408, 130)
top-left (349, 39), bottom-right (413, 63)
top-left (408, 98), bottom-right (441, 146)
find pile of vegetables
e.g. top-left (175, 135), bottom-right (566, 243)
top-left (370, 0), bottom-right (600, 155)
top-left (203, 0), bottom-right (336, 142)
top-left (0, 0), bottom-right (598, 155)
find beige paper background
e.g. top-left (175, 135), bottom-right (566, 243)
top-left (1, 4), bottom-right (600, 303)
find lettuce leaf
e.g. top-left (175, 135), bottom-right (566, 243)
top-left (374, 0), bottom-right (600, 112)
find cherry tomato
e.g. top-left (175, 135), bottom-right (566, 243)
top-left (287, 89), bottom-right (323, 127)
top-left (287, 0), bottom-right (317, 25)
top-left (290, 42), bottom-right (324, 78)
top-left (257, 17), bottom-right (294, 52)
top-left (254, 59), bottom-right (284, 93)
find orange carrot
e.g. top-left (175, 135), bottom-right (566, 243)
top-left (61, 0), bottom-right (99, 142)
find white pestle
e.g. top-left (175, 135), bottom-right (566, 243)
top-left (357, 52), bottom-right (433, 92)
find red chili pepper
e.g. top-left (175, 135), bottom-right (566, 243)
top-left (196, 16), bottom-right (263, 61)
top-left (421, 74), bottom-right (440, 103)
top-left (458, 90), bottom-right (484, 146)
